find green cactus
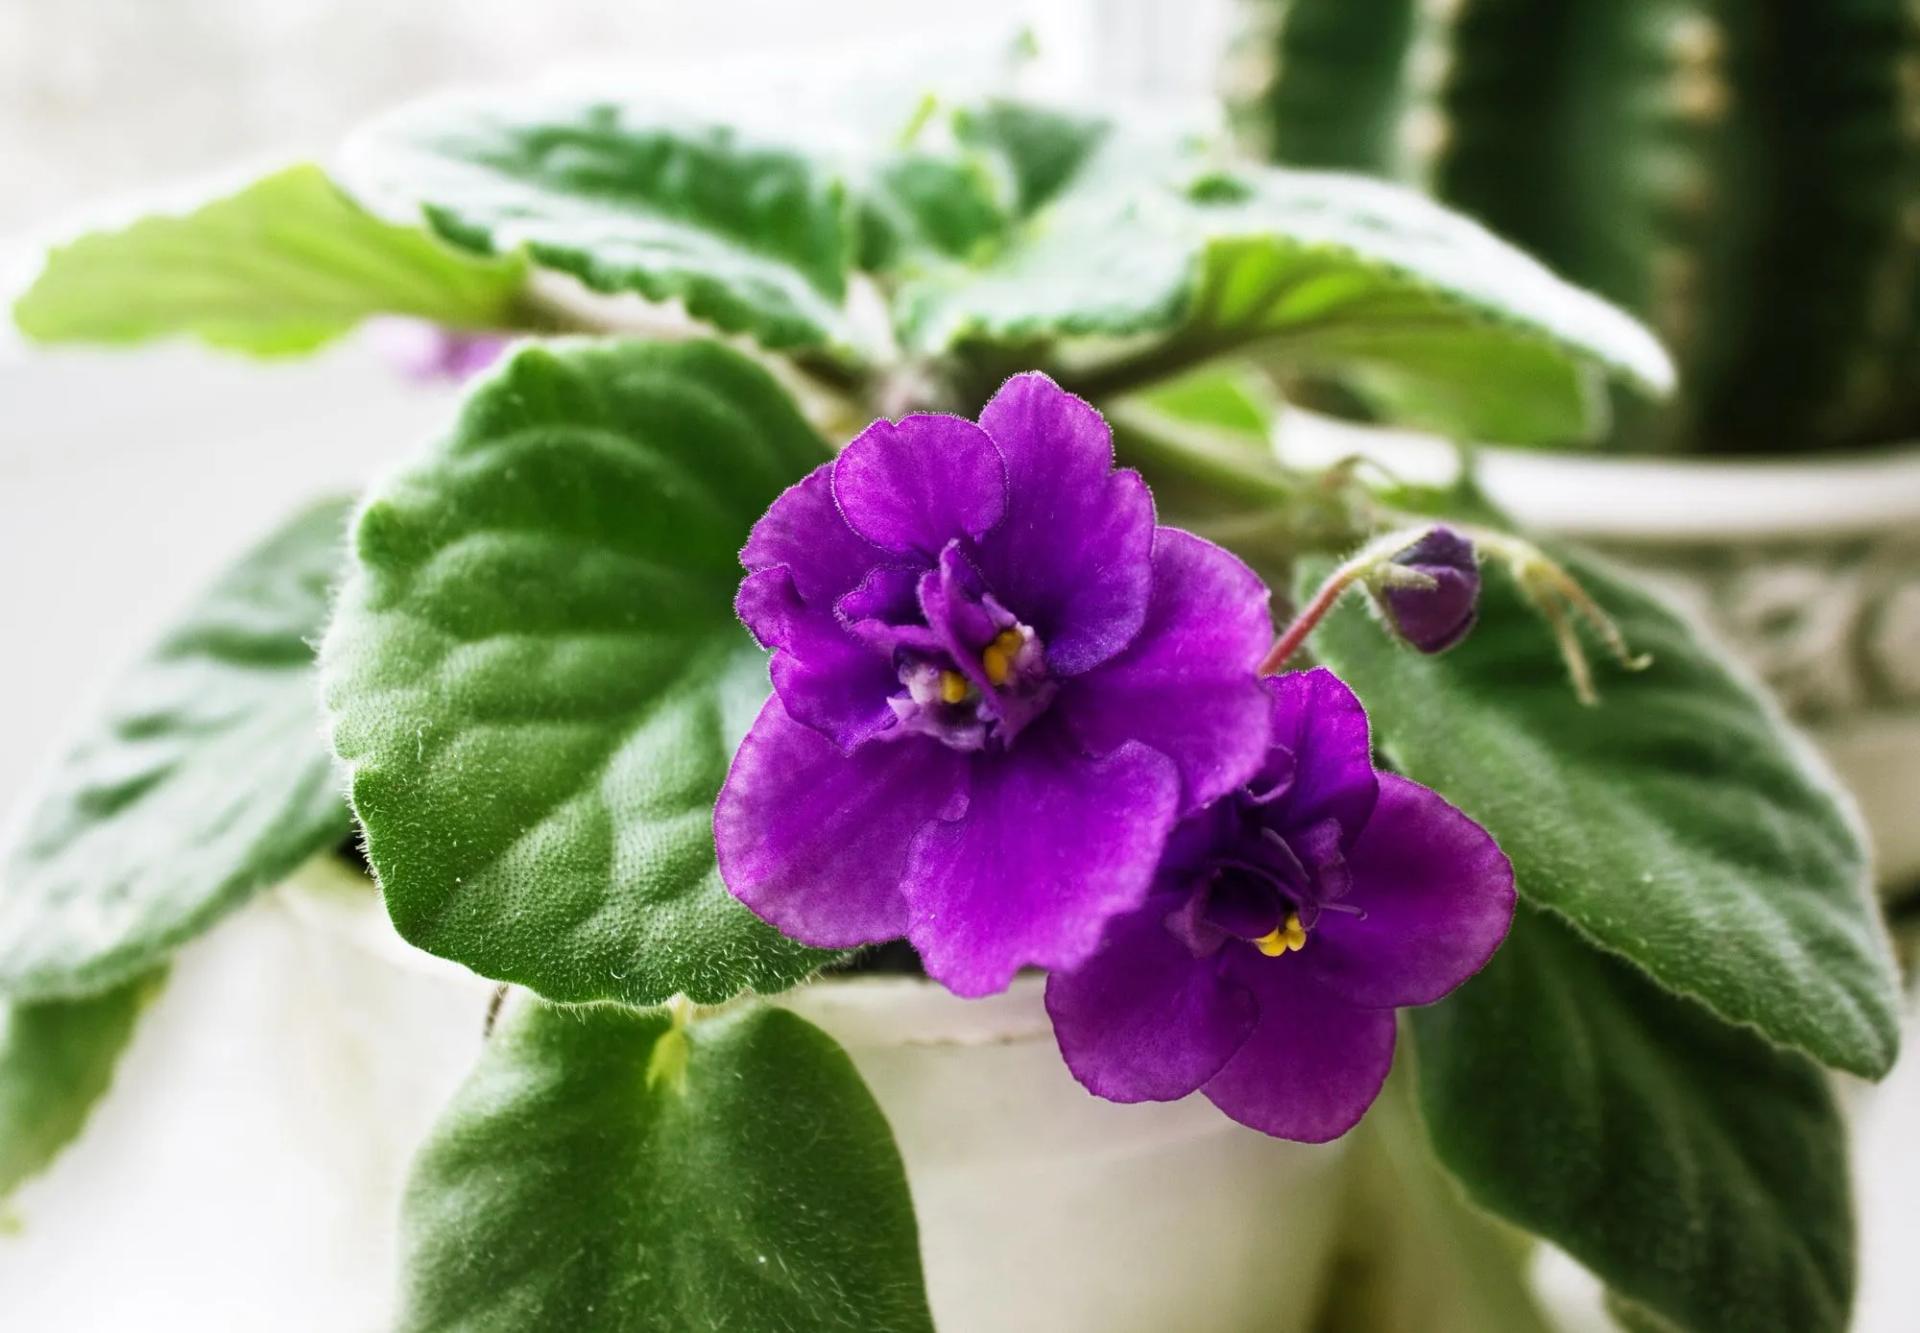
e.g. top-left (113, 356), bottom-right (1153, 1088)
top-left (1228, 0), bottom-right (1920, 453)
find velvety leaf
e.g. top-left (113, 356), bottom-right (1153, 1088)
top-left (0, 499), bottom-right (354, 998)
top-left (1303, 550), bottom-right (1900, 1078)
top-left (0, 972), bottom-right (162, 1201)
top-left (894, 121), bottom-right (1673, 443)
top-left (12, 165), bottom-right (528, 355)
top-left (344, 94), bottom-right (865, 356)
top-left (322, 340), bottom-right (835, 1006)
top-left (398, 999), bottom-right (932, 1333)
top-left (1413, 906), bottom-right (1853, 1333)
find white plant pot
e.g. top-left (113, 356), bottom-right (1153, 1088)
top-left (0, 857), bottom-right (1349, 1332)
top-left (1280, 412), bottom-right (1920, 887)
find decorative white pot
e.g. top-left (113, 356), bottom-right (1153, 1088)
top-left (1281, 413), bottom-right (1920, 887)
top-left (0, 857), bottom-right (1349, 1332)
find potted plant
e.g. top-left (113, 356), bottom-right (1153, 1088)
top-left (1229, 0), bottom-right (1920, 886)
top-left (0, 76), bottom-right (1901, 1333)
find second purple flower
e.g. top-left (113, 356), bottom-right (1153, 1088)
top-left (715, 373), bottom-right (1274, 997)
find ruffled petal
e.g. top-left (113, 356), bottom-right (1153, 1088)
top-left (832, 414), bottom-right (1007, 559)
top-left (973, 373), bottom-right (1155, 676)
top-left (1046, 894), bottom-right (1257, 1102)
top-left (1060, 528), bottom-right (1273, 813)
top-left (1297, 773), bottom-right (1515, 1008)
top-left (1202, 954), bottom-right (1397, 1142)
top-left (903, 726), bottom-right (1180, 997)
top-left (1264, 669), bottom-right (1378, 840)
top-left (737, 567), bottom-right (897, 751)
top-left (741, 464), bottom-right (882, 607)
top-left (715, 698), bottom-right (967, 948)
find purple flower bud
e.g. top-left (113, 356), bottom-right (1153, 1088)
top-left (1381, 526), bottom-right (1479, 653)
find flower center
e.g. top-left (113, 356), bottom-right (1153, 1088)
top-left (892, 618), bottom-right (1055, 753)
top-left (1184, 784), bottom-right (1361, 961)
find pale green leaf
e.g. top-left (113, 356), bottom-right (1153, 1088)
top-left (1414, 906), bottom-right (1853, 1333)
top-left (0, 499), bottom-right (354, 998)
top-left (12, 165), bottom-right (528, 355)
top-left (398, 999), bottom-right (932, 1333)
top-left (0, 972), bottom-right (162, 1201)
top-left (894, 119), bottom-right (1672, 442)
top-left (321, 340), bottom-right (835, 1006)
top-left (1303, 549), bottom-right (1900, 1078)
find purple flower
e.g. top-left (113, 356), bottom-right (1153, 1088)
top-left (715, 373), bottom-right (1274, 997)
top-left (370, 318), bottom-right (509, 382)
top-left (1045, 668), bottom-right (1514, 1141)
top-left (1380, 526), bottom-right (1479, 653)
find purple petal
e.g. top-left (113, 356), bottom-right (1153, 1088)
top-left (742, 464), bottom-right (885, 607)
top-left (903, 727), bottom-right (1180, 997)
top-left (738, 568), bottom-right (897, 750)
top-left (715, 698), bottom-right (967, 948)
top-left (1202, 955), bottom-right (1397, 1142)
top-left (1045, 894), bottom-right (1257, 1102)
top-left (832, 414), bottom-right (1007, 559)
top-left (1297, 773), bottom-right (1515, 1009)
top-left (1060, 528), bottom-right (1273, 813)
top-left (838, 565), bottom-right (945, 658)
top-left (1264, 669), bottom-right (1378, 840)
top-left (973, 373), bottom-right (1155, 676)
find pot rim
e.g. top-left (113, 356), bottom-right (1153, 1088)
top-left (1277, 409), bottom-right (1920, 544)
top-left (274, 855), bottom-right (1055, 1051)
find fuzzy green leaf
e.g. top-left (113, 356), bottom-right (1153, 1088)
top-left (12, 165), bottom-right (527, 355)
top-left (345, 95), bottom-right (864, 357)
top-left (1304, 550), bottom-right (1900, 1078)
top-left (1414, 906), bottom-right (1853, 1333)
top-left (399, 1000), bottom-right (932, 1333)
top-left (322, 340), bottom-right (834, 1006)
top-left (0, 972), bottom-right (162, 1201)
top-left (895, 123), bottom-right (1672, 443)
top-left (0, 499), bottom-right (353, 998)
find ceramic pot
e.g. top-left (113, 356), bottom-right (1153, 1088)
top-left (0, 856), bottom-right (1350, 1332)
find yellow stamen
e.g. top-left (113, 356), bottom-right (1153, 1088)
top-left (938, 670), bottom-right (971, 705)
top-left (1253, 912), bottom-right (1308, 957)
top-left (981, 628), bottom-right (1024, 686)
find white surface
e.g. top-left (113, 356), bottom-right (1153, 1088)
top-left (0, 863), bottom-right (1348, 1332)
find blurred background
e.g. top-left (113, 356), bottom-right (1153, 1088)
top-left (2, 1), bottom-right (1917, 1329)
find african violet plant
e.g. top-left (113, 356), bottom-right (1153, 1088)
top-left (0, 77), bottom-right (1904, 1333)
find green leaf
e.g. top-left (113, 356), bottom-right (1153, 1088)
top-left (0, 972), bottom-right (162, 1201)
top-left (0, 499), bottom-right (354, 998)
top-left (344, 94), bottom-right (865, 357)
top-left (398, 999), bottom-right (933, 1333)
top-left (1413, 906), bottom-right (1853, 1333)
top-left (322, 339), bottom-right (835, 1006)
top-left (1303, 548), bottom-right (1900, 1078)
top-left (12, 165), bottom-right (528, 355)
top-left (893, 119), bottom-right (1672, 443)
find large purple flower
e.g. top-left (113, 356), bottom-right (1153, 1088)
top-left (715, 373), bottom-right (1273, 997)
top-left (1045, 668), bottom-right (1514, 1141)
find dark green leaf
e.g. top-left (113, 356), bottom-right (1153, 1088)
top-left (0, 972), bottom-right (162, 1201)
top-left (399, 999), bottom-right (932, 1333)
top-left (1413, 906), bottom-right (1853, 1333)
top-left (1304, 549), bottom-right (1900, 1078)
top-left (344, 95), bottom-right (865, 357)
top-left (322, 340), bottom-right (835, 1006)
top-left (12, 165), bottom-right (528, 355)
top-left (0, 499), bottom-right (354, 998)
